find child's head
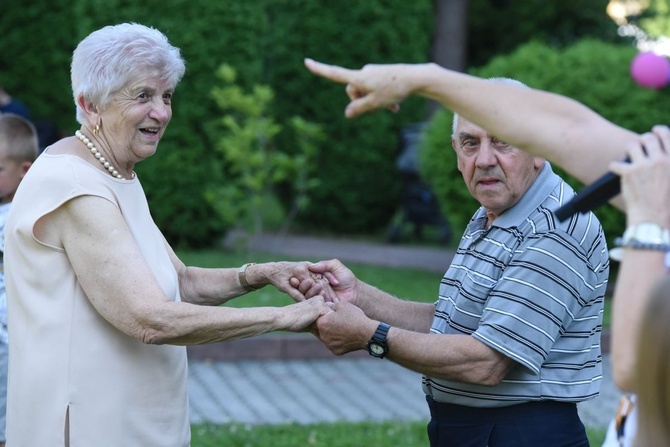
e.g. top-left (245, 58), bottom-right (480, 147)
top-left (0, 113), bottom-right (38, 204)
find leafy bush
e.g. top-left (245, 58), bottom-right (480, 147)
top-left (2, 1), bottom-right (633, 246)
top-left (1, 0), bottom-right (433, 245)
top-left (207, 64), bottom-right (323, 236)
top-left (420, 39), bottom-right (670, 243)
top-left (260, 0), bottom-right (433, 234)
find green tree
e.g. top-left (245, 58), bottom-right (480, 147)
top-left (207, 64), bottom-right (322, 237)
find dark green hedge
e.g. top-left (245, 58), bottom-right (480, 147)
top-left (2, 1), bottom-right (627, 247)
top-left (419, 39), bottom-right (670, 245)
top-left (1, 0), bottom-right (433, 247)
top-left (468, 0), bottom-right (619, 67)
top-left (259, 1), bottom-right (433, 235)
top-left (0, 0), bottom-right (75, 133)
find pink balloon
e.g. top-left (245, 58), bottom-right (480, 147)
top-left (630, 52), bottom-right (670, 89)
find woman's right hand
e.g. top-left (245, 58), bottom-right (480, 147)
top-left (611, 125), bottom-right (670, 227)
top-left (281, 296), bottom-right (332, 333)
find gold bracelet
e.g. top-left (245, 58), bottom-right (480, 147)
top-left (238, 263), bottom-right (258, 292)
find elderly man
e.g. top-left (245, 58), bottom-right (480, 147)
top-left (296, 77), bottom-right (609, 447)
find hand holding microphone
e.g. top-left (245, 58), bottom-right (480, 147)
top-left (555, 126), bottom-right (669, 221)
top-left (554, 158), bottom-right (629, 221)
top-left (610, 126), bottom-right (670, 227)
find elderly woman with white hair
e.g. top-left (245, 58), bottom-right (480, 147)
top-left (4, 23), bottom-right (330, 446)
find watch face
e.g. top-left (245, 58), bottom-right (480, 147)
top-left (626, 222), bottom-right (670, 244)
top-left (367, 323), bottom-right (390, 358)
top-left (370, 343), bottom-right (385, 355)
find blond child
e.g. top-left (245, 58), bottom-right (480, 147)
top-left (0, 113), bottom-right (38, 447)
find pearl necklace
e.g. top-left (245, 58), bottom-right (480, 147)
top-left (75, 130), bottom-right (125, 179)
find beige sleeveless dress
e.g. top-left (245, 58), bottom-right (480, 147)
top-left (4, 153), bottom-right (190, 446)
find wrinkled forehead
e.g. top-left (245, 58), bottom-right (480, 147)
top-left (123, 75), bottom-right (175, 92)
top-left (454, 117), bottom-right (491, 140)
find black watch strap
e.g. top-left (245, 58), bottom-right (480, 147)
top-left (373, 322), bottom-right (390, 341)
top-left (366, 322), bottom-right (391, 359)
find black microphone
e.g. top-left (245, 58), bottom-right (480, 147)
top-left (554, 157), bottom-right (630, 221)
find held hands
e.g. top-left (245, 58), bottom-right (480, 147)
top-left (288, 259), bottom-right (374, 354)
top-left (262, 261), bottom-right (332, 302)
top-left (610, 125), bottom-right (670, 227)
top-left (281, 296), bottom-right (332, 333)
top-left (289, 259), bottom-right (359, 305)
top-left (261, 262), bottom-right (334, 333)
top-left (304, 58), bottom-right (420, 118)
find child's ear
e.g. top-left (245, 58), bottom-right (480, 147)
top-left (20, 160), bottom-right (33, 178)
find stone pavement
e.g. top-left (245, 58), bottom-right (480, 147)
top-left (187, 353), bottom-right (621, 431)
top-left (188, 357), bottom-right (429, 426)
top-left (187, 232), bottom-right (623, 432)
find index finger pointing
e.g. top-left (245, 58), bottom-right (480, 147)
top-left (304, 58), bottom-right (357, 85)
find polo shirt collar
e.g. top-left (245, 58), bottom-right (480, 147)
top-left (489, 161), bottom-right (558, 229)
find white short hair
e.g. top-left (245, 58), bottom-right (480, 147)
top-left (71, 23), bottom-right (186, 124)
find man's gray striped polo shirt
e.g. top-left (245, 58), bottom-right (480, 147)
top-left (423, 162), bottom-right (610, 408)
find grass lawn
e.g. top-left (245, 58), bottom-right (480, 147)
top-left (177, 248), bottom-right (611, 327)
top-left (190, 421), bottom-right (607, 446)
top-left (177, 248), bottom-right (445, 307)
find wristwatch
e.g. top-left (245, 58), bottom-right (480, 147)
top-left (610, 222), bottom-right (670, 261)
top-left (622, 222), bottom-right (670, 246)
top-left (366, 322), bottom-right (391, 359)
top-left (238, 262), bottom-right (258, 292)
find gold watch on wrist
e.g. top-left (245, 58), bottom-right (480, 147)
top-left (238, 262), bottom-right (258, 292)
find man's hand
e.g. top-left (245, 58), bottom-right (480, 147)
top-left (314, 301), bottom-right (377, 356)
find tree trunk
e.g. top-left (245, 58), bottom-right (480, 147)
top-left (427, 0), bottom-right (470, 117)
